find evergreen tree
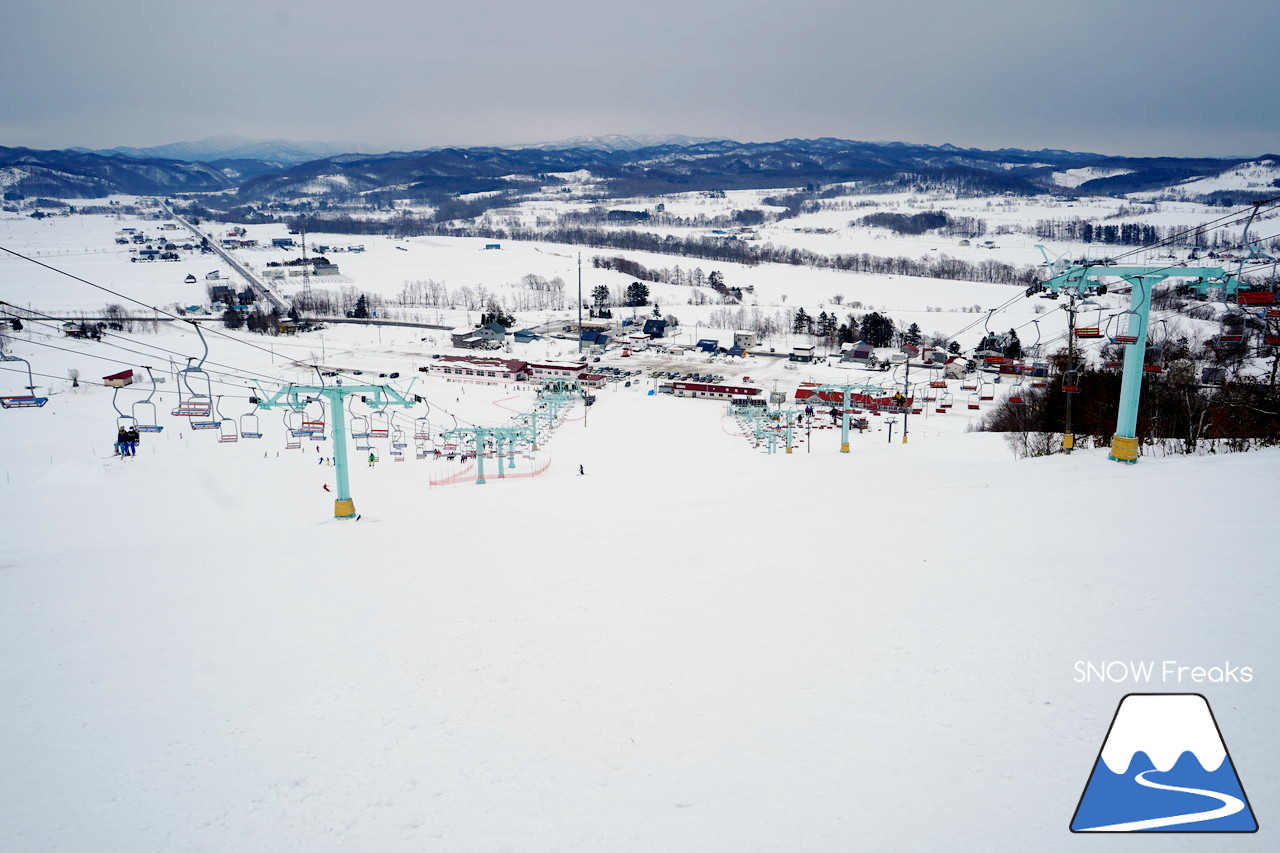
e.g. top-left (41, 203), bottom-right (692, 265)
top-left (859, 312), bottom-right (895, 347)
top-left (793, 307), bottom-right (813, 334)
top-left (904, 322), bottom-right (922, 345)
top-left (591, 284), bottom-right (610, 309)
top-left (625, 282), bottom-right (650, 306)
top-left (222, 308), bottom-right (244, 330)
top-left (352, 294), bottom-right (370, 319)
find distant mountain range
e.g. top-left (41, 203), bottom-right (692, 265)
top-left (509, 133), bottom-right (726, 152)
top-left (3, 136), bottom-right (1277, 208)
top-left (73, 135), bottom-right (382, 165)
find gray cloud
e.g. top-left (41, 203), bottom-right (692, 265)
top-left (2, 0), bottom-right (1276, 156)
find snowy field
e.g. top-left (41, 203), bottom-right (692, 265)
top-left (1, 206), bottom-right (1277, 851)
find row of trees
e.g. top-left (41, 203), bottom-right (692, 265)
top-left (787, 308), bottom-right (935, 348)
top-left (980, 367), bottom-right (1280, 457)
top-left (292, 217), bottom-right (1041, 288)
top-left (1017, 217), bottom-right (1280, 252)
top-left (222, 307), bottom-right (288, 334)
top-left (394, 276), bottom-right (568, 313)
top-left (591, 256), bottom-right (736, 293)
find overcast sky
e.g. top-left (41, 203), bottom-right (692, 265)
top-left (2, 0), bottom-right (1276, 157)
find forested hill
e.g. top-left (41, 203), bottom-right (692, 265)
top-left (4, 138), bottom-right (1276, 205)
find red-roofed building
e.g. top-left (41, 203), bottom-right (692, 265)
top-left (670, 381), bottom-right (761, 400)
top-left (526, 360), bottom-right (587, 381)
top-left (428, 356), bottom-right (528, 382)
top-left (103, 369), bottom-right (134, 388)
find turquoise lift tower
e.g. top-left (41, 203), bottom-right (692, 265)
top-left (806, 383), bottom-right (882, 452)
top-left (440, 424), bottom-right (533, 484)
top-left (1033, 247), bottom-right (1246, 463)
top-left (257, 380), bottom-right (416, 518)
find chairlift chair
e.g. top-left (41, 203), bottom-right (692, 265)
top-left (1236, 290), bottom-right (1275, 306)
top-left (172, 324), bottom-right (214, 417)
top-left (111, 386), bottom-right (137, 431)
top-left (0, 351), bottom-right (49, 408)
top-left (1213, 310), bottom-right (1246, 345)
top-left (284, 409), bottom-right (311, 437)
top-left (1107, 311), bottom-right (1140, 345)
top-left (1074, 301), bottom-right (1104, 339)
top-left (131, 367), bottom-right (164, 431)
top-left (978, 382), bottom-right (994, 401)
top-left (240, 412), bottom-right (262, 439)
top-left (212, 398), bottom-right (238, 443)
top-left (1062, 370), bottom-right (1080, 393)
top-left (1008, 377), bottom-right (1025, 403)
top-left (967, 392), bottom-right (981, 410)
top-left (300, 400), bottom-right (325, 434)
top-left (283, 411), bottom-right (302, 449)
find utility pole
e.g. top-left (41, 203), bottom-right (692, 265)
top-left (300, 222), bottom-right (312, 308)
top-left (1063, 295), bottom-right (1077, 454)
top-left (901, 351), bottom-right (911, 444)
top-left (576, 253), bottom-right (583, 354)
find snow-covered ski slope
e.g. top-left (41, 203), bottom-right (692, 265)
top-left (0, 209), bottom-right (1276, 852)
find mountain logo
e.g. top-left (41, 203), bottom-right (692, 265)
top-left (1071, 693), bottom-right (1258, 832)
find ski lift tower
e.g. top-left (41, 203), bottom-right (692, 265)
top-left (1031, 246), bottom-right (1244, 464)
top-left (807, 382), bottom-right (882, 452)
top-left (256, 380), bottom-right (416, 518)
top-left (439, 423), bottom-right (533, 484)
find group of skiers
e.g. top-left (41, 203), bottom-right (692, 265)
top-left (115, 426), bottom-right (141, 457)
